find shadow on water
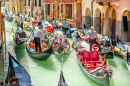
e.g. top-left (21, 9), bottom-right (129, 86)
top-left (108, 59), bottom-right (117, 68)
top-left (54, 54), bottom-right (69, 63)
top-left (121, 61), bottom-right (127, 69)
top-left (78, 65), bottom-right (100, 86)
top-left (114, 55), bottom-right (128, 69)
top-left (110, 78), bottom-right (115, 86)
top-left (115, 55), bottom-right (124, 59)
top-left (13, 44), bottom-right (27, 64)
top-left (30, 56), bottom-right (56, 71)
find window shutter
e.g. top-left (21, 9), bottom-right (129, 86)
top-left (39, 0), bottom-right (41, 7)
top-left (25, 0), bottom-right (26, 6)
top-left (28, 0), bottom-right (30, 6)
top-left (35, 0), bottom-right (37, 6)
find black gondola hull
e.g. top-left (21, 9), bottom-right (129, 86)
top-left (26, 46), bottom-right (52, 60)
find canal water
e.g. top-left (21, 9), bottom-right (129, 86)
top-left (0, 20), bottom-right (130, 86)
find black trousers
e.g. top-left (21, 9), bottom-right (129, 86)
top-left (18, 14), bottom-right (19, 17)
top-left (38, 22), bottom-right (41, 26)
top-left (89, 39), bottom-right (101, 52)
top-left (62, 27), bottom-right (69, 35)
top-left (21, 23), bottom-right (23, 30)
top-left (34, 38), bottom-right (41, 52)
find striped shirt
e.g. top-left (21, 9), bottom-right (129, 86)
top-left (38, 16), bottom-right (42, 22)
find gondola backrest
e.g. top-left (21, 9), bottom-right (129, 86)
top-left (16, 31), bottom-right (26, 38)
top-left (80, 50), bottom-right (90, 61)
top-left (90, 50), bottom-right (99, 61)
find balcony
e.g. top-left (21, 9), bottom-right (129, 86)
top-left (96, 0), bottom-right (119, 2)
top-left (96, 0), bottom-right (119, 6)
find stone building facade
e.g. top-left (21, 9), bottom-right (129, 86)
top-left (44, 0), bottom-right (75, 27)
top-left (5, 0), bottom-right (25, 14)
top-left (82, 0), bottom-right (130, 42)
top-left (24, 0), bottom-right (44, 17)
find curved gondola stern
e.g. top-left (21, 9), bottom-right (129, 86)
top-left (4, 52), bottom-right (17, 85)
top-left (126, 49), bottom-right (130, 72)
top-left (58, 58), bottom-right (68, 86)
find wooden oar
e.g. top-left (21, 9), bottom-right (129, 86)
top-left (67, 40), bottom-right (84, 55)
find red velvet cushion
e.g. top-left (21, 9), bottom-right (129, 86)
top-left (96, 63), bottom-right (104, 67)
top-left (54, 44), bottom-right (58, 46)
top-left (31, 44), bottom-right (35, 48)
top-left (87, 60), bottom-right (101, 65)
top-left (86, 64), bottom-right (95, 68)
top-left (80, 50), bottom-right (90, 61)
top-left (90, 50), bottom-right (99, 61)
top-left (62, 43), bottom-right (67, 47)
top-left (42, 44), bottom-right (47, 48)
top-left (55, 41), bottom-right (58, 44)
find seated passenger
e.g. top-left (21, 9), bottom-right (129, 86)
top-left (53, 34), bottom-right (60, 44)
top-left (61, 35), bottom-right (67, 43)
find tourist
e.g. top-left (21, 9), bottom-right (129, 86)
top-left (34, 26), bottom-right (43, 52)
top-left (38, 14), bottom-right (42, 26)
top-left (62, 18), bottom-right (69, 35)
top-left (17, 9), bottom-right (20, 17)
top-left (52, 19), bottom-right (58, 29)
top-left (20, 15), bottom-right (23, 30)
top-left (53, 34), bottom-right (60, 44)
top-left (84, 26), bottom-right (101, 52)
top-left (48, 16), bottom-right (51, 23)
top-left (27, 14), bottom-right (31, 22)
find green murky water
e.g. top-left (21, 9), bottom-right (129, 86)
top-left (0, 20), bottom-right (130, 86)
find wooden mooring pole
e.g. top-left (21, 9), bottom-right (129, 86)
top-left (0, 1), bottom-right (4, 60)
top-left (3, 19), bottom-right (6, 52)
top-left (1, 23), bottom-right (4, 60)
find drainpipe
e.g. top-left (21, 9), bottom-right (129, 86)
top-left (91, 0), bottom-right (94, 26)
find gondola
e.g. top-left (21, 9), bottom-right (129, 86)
top-left (76, 49), bottom-right (113, 86)
top-left (114, 36), bottom-right (127, 55)
top-left (52, 29), bottom-right (70, 55)
top-left (26, 30), bottom-right (52, 60)
top-left (23, 21), bottom-right (32, 31)
top-left (114, 37), bottom-right (130, 72)
top-left (58, 58), bottom-right (68, 86)
top-left (58, 70), bottom-right (68, 86)
top-left (13, 26), bottom-right (28, 45)
top-left (71, 30), bottom-right (114, 59)
top-left (6, 14), bottom-right (13, 22)
top-left (3, 52), bottom-right (34, 86)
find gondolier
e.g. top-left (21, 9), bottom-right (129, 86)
top-left (38, 14), bottom-right (42, 26)
top-left (85, 26), bottom-right (101, 52)
top-left (34, 26), bottom-right (43, 52)
top-left (20, 15), bottom-right (23, 30)
top-left (62, 18), bottom-right (69, 35)
top-left (17, 9), bottom-right (20, 17)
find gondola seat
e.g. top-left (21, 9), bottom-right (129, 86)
top-left (79, 50), bottom-right (102, 65)
top-left (79, 50), bottom-right (90, 61)
top-left (16, 31), bottom-right (26, 38)
top-left (89, 50), bottom-right (101, 65)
